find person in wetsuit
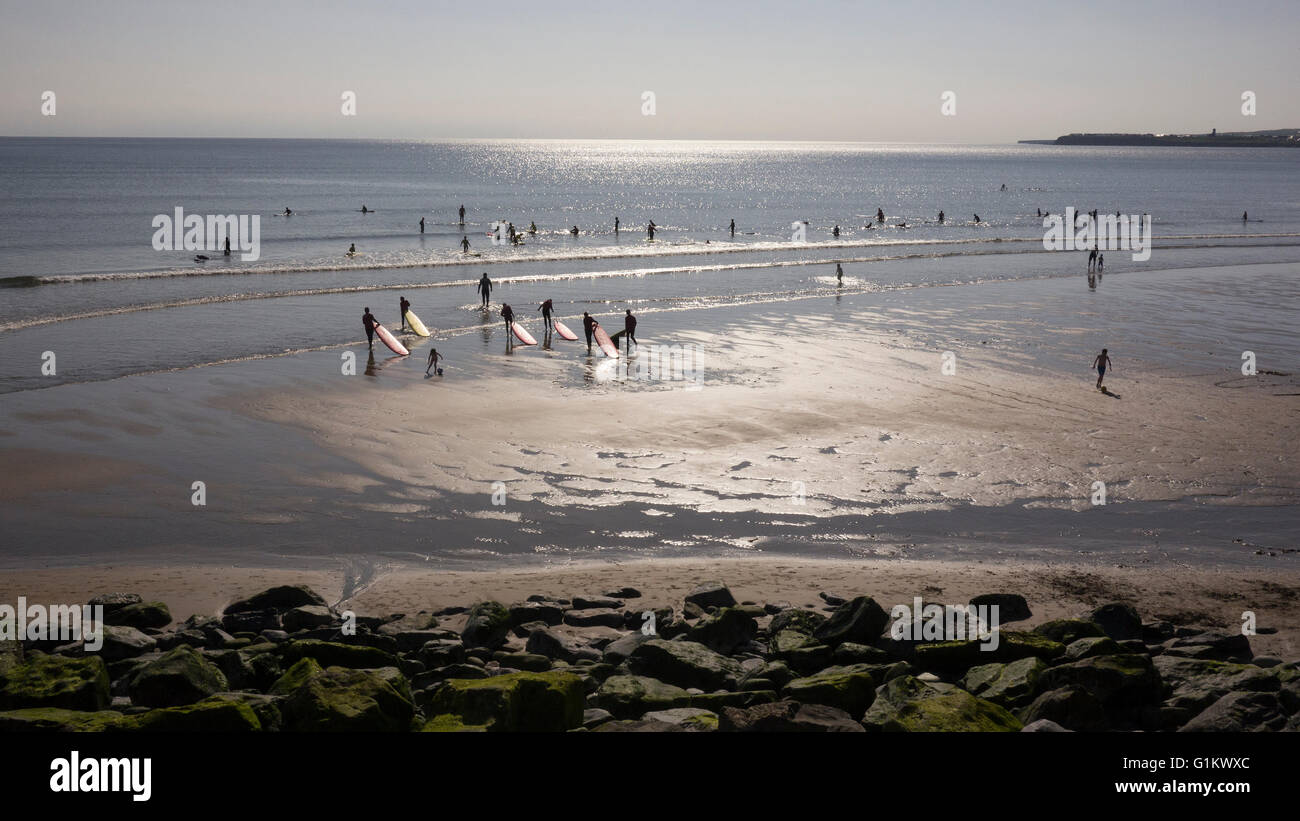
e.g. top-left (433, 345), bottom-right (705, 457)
top-left (477, 273), bottom-right (492, 307)
top-left (623, 309), bottom-right (637, 352)
top-left (362, 307), bottom-right (377, 349)
top-left (400, 296), bottom-right (411, 331)
top-left (582, 312), bottom-right (596, 352)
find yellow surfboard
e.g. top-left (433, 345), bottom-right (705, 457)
top-left (405, 309), bottom-right (431, 337)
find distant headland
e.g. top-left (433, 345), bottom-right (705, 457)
top-left (1020, 128), bottom-right (1300, 147)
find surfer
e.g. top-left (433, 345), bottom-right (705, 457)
top-left (348, 243), bottom-right (356, 256)
top-left (615, 217), bottom-right (620, 234)
top-left (501, 304), bottom-right (515, 339)
top-left (1092, 348), bottom-right (1112, 391)
top-left (419, 217), bottom-right (425, 234)
top-left (1243, 211), bottom-right (1248, 221)
top-left (528, 221), bottom-right (537, 234)
top-left (477, 273), bottom-right (492, 307)
top-left (624, 309), bottom-right (637, 352)
top-left (876, 208), bottom-right (885, 223)
top-left (571, 226), bottom-right (579, 236)
top-left (1097, 253), bottom-right (1104, 273)
top-left (1001, 183), bottom-right (1007, 191)
top-left (832, 225), bottom-right (840, 238)
top-left (361, 205), bottom-right (369, 213)
top-left (647, 221), bottom-right (656, 240)
top-left (836, 263), bottom-right (843, 284)
top-left (730, 219), bottom-right (735, 237)
top-left (461, 236), bottom-right (470, 253)
top-left (223, 236), bottom-right (230, 257)
top-left (973, 214), bottom-right (980, 224)
top-left (539, 298), bottom-right (553, 326)
top-left (426, 348), bottom-right (443, 376)
top-left (283, 207), bottom-right (292, 216)
top-left (362, 307), bottom-right (377, 350)
top-left (582, 312), bottom-right (596, 352)
top-left (508, 223), bottom-right (516, 242)
top-left (459, 204), bottom-right (465, 224)
top-left (938, 210), bottom-right (945, 224)
top-left (400, 296), bottom-right (411, 331)
top-left (1088, 245), bottom-right (1098, 272)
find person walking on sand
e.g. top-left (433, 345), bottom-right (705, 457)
top-left (836, 262), bottom-right (843, 284)
top-left (477, 273), bottom-right (492, 307)
top-left (419, 217), bottom-right (425, 234)
top-left (1092, 348), bottom-right (1112, 391)
top-left (539, 298), bottom-right (553, 328)
top-left (399, 296), bottom-right (411, 331)
top-left (582, 311), bottom-right (596, 352)
top-left (426, 347), bottom-right (443, 376)
top-left (362, 307), bottom-right (378, 350)
top-left (623, 309), bottom-right (637, 352)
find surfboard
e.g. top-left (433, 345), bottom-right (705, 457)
top-left (593, 326), bottom-right (619, 357)
top-left (405, 310), bottom-right (431, 337)
top-left (553, 320), bottom-right (579, 341)
top-left (511, 322), bottom-right (537, 345)
top-left (374, 323), bottom-right (409, 356)
top-left (610, 330), bottom-right (626, 343)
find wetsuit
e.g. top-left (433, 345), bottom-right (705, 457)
top-left (362, 311), bottom-right (377, 348)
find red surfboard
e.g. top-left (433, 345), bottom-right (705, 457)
top-left (553, 320), bottom-right (579, 341)
top-left (592, 325), bottom-right (619, 357)
top-left (511, 321), bottom-right (537, 345)
top-left (375, 323), bottom-right (409, 356)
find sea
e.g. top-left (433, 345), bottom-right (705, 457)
top-left (2, 137), bottom-right (1299, 394)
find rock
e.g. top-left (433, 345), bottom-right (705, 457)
top-left (583, 708), bottom-right (614, 728)
top-left (280, 665), bottom-right (415, 732)
top-left (413, 664), bottom-right (490, 690)
top-left (222, 609), bottom-right (280, 634)
top-left (389, 630), bottom-right (449, 653)
top-left (1153, 656), bottom-right (1279, 727)
top-left (104, 601), bottom-right (172, 630)
top-left (819, 592), bottom-right (848, 606)
top-left (1064, 636), bottom-right (1122, 660)
top-left (1161, 631), bottom-right (1253, 663)
top-left (1090, 603), bottom-right (1142, 641)
top-left (687, 690), bottom-right (777, 712)
top-left (591, 718), bottom-right (685, 732)
top-left (126, 697), bottom-right (262, 731)
top-left (860, 675), bottom-right (1022, 732)
top-left (280, 640), bottom-right (399, 670)
top-left (959, 657), bottom-right (1047, 710)
top-left (1180, 691), bottom-right (1288, 732)
top-left (205, 692), bottom-right (282, 731)
top-left (571, 596), bottom-right (623, 610)
top-left (686, 608), bottom-right (758, 655)
top-left (224, 585), bottom-right (326, 614)
top-left (602, 632), bottom-right (653, 665)
top-left (281, 605), bottom-right (334, 632)
top-left (1021, 718), bottom-right (1071, 732)
top-left (0, 639), bottom-right (21, 677)
top-left (128, 646), bottom-right (228, 708)
top-left (201, 648), bottom-right (257, 690)
top-left (682, 602), bottom-right (707, 620)
top-left (99, 625), bottom-right (158, 661)
top-left (913, 631), bottom-right (1064, 672)
top-left (260, 630), bottom-right (290, 644)
top-left (492, 652), bottom-right (551, 672)
top-left (832, 642), bottom-right (890, 665)
top-left (562, 609), bottom-right (626, 629)
top-left (684, 581), bottom-right (736, 610)
top-left (1037, 654), bottom-right (1162, 728)
top-left (508, 602), bottom-right (565, 627)
top-left (719, 699), bottom-right (865, 732)
top-left (781, 665), bottom-right (876, 719)
top-left (418, 639), bottom-right (467, 668)
top-left (0, 707), bottom-right (126, 732)
top-left (604, 587), bottom-right (641, 599)
top-left (269, 657), bottom-right (324, 695)
top-left (595, 675), bottom-right (692, 719)
top-left (769, 628), bottom-right (817, 656)
top-left (627, 639), bottom-right (743, 691)
top-left (88, 593), bottom-right (143, 616)
top-left (461, 601), bottom-right (511, 649)
top-left (1252, 656), bottom-right (1283, 669)
top-left (969, 593), bottom-right (1032, 623)
top-left (425, 671), bottom-right (583, 732)
top-left (1032, 619), bottom-right (1105, 645)
top-left (779, 645), bottom-right (835, 676)
top-left (0, 654), bottom-right (110, 711)
top-left (1018, 686), bottom-right (1110, 731)
top-left (1142, 620), bottom-right (1177, 644)
top-left (642, 707), bottom-right (719, 731)
top-left (811, 596), bottom-right (889, 647)
top-left (525, 627), bottom-right (597, 663)
top-left (742, 660), bottom-right (796, 690)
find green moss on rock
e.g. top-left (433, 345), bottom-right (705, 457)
top-left (0, 653), bottom-right (110, 711)
top-left (426, 671), bottom-right (584, 732)
top-left (0, 707), bottom-right (126, 732)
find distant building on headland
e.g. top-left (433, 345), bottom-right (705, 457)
top-left (1019, 129), bottom-right (1299, 147)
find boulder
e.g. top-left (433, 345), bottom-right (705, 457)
top-left (128, 646), bottom-right (228, 708)
top-left (87, 593), bottom-right (142, 616)
top-left (0, 654), bottom-right (110, 711)
top-left (492, 652), bottom-right (552, 673)
top-left (280, 639), bottom-right (399, 670)
top-left (684, 582), bottom-right (736, 610)
top-left (781, 665), bottom-right (876, 719)
top-left (280, 665), bottom-right (415, 732)
top-left (1161, 632), bottom-right (1253, 663)
top-left (591, 718), bottom-right (685, 732)
top-left (418, 639), bottom-right (467, 668)
top-left (604, 587), bottom-right (641, 599)
top-left (562, 609), bottom-right (625, 629)
top-left (104, 601), bottom-right (172, 630)
top-left (768, 608), bottom-right (827, 636)
top-left (627, 639), bottom-right (743, 690)
top-left (1032, 619), bottom-right (1105, 645)
top-left (1021, 719), bottom-right (1071, 732)
top-left (686, 608), bottom-right (758, 655)
top-left (596, 675), bottom-right (692, 719)
top-left (1037, 654), bottom-right (1162, 728)
top-left (125, 698), bottom-right (261, 732)
top-left (913, 631), bottom-right (1064, 672)
top-left (958, 657), bottom-right (1047, 710)
top-left (461, 601), bottom-right (511, 649)
top-left (832, 642), bottom-right (890, 665)
top-left (424, 671), bottom-right (583, 732)
top-left (224, 585), bottom-right (326, 614)
top-left (602, 632), bottom-right (653, 665)
top-left (969, 593), bottom-right (1032, 623)
top-left (1179, 691), bottom-right (1288, 732)
top-left (641, 707), bottom-right (719, 731)
top-left (811, 597), bottom-right (889, 647)
top-left (99, 625), bottom-right (158, 662)
top-left (1090, 603), bottom-right (1142, 641)
top-left (860, 675), bottom-right (1022, 732)
top-left (508, 601), bottom-right (565, 627)
top-left (1063, 636), bottom-right (1122, 660)
top-left (281, 605), bottom-right (335, 632)
top-left (1154, 656), bottom-right (1280, 727)
top-left (570, 596), bottom-right (623, 610)
top-left (1018, 686), bottom-right (1110, 731)
top-left (525, 627), bottom-right (597, 663)
top-left (719, 699), bottom-right (865, 732)
top-left (0, 707), bottom-right (126, 732)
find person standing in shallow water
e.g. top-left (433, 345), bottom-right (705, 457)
top-left (399, 296), bottom-right (411, 331)
top-left (836, 263), bottom-right (843, 285)
top-left (362, 307), bottom-right (377, 350)
top-left (1092, 348), bottom-right (1112, 391)
top-left (582, 312), bottom-right (596, 352)
top-left (477, 273), bottom-right (492, 307)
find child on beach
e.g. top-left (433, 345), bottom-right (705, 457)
top-left (426, 348), bottom-right (442, 376)
top-left (1093, 348), bottom-right (1112, 391)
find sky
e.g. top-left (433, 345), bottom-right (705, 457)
top-left (2, 0), bottom-right (1298, 142)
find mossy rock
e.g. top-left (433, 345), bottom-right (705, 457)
top-left (1033, 619), bottom-right (1105, 645)
top-left (596, 675), bottom-right (692, 719)
top-left (0, 707), bottom-right (126, 732)
top-left (205, 693), bottom-right (283, 731)
top-left (914, 631), bottom-right (1063, 672)
top-left (769, 628), bottom-right (817, 656)
top-left (492, 652), bottom-right (552, 673)
top-left (1154, 656), bottom-right (1279, 726)
top-left (811, 597), bottom-right (890, 647)
top-left (958, 657), bottom-right (1046, 710)
top-left (861, 675), bottom-right (1022, 732)
top-left (781, 665), bottom-right (877, 719)
top-left (280, 665), bottom-right (415, 732)
top-left (426, 671), bottom-right (584, 731)
top-left (642, 707), bottom-right (719, 731)
top-left (626, 639), bottom-right (743, 690)
top-left (0, 640), bottom-right (22, 677)
top-left (1064, 636), bottom-right (1122, 660)
top-left (687, 689), bottom-right (777, 712)
top-left (1037, 653), bottom-right (1162, 728)
top-left (128, 646), bottom-right (228, 708)
top-left (269, 657), bottom-right (324, 696)
top-left (279, 640), bottom-right (399, 670)
top-left (106, 601), bottom-right (172, 629)
top-left (686, 607), bottom-right (758, 655)
top-left (0, 654), bottom-right (110, 711)
top-left (768, 608), bottom-right (827, 636)
top-left (225, 584), bottom-right (326, 614)
top-left (420, 713), bottom-right (489, 732)
top-left (461, 601), bottom-right (511, 649)
top-left (124, 698), bottom-right (261, 732)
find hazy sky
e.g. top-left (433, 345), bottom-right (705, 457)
top-left (3, 0), bottom-right (1298, 142)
